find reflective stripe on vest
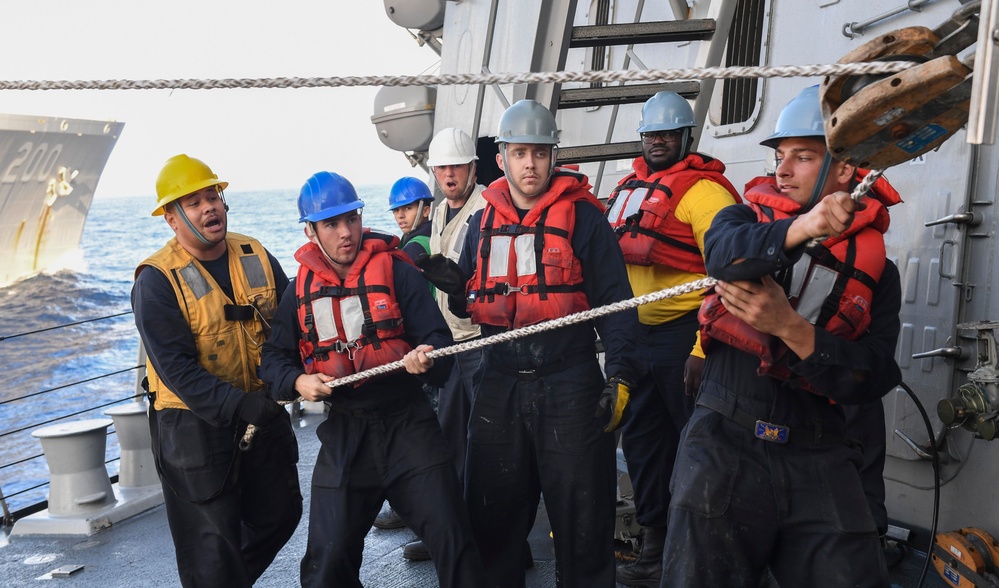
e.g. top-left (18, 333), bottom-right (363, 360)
top-left (294, 232), bottom-right (413, 384)
top-left (468, 173), bottom-right (594, 329)
top-left (137, 233), bottom-right (278, 410)
top-left (699, 182), bottom-right (888, 392)
top-left (605, 153), bottom-right (740, 271)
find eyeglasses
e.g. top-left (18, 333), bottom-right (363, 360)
top-left (640, 129), bottom-right (684, 143)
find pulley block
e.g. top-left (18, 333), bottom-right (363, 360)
top-left (820, 25), bottom-right (973, 169)
top-left (932, 527), bottom-right (999, 587)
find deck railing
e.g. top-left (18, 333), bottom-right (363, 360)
top-left (0, 309), bottom-right (144, 527)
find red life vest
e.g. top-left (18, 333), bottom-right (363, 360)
top-left (605, 153), bottom-right (741, 271)
top-left (699, 171), bottom-right (901, 389)
top-left (295, 231), bottom-right (414, 385)
top-left (467, 170), bottom-right (600, 329)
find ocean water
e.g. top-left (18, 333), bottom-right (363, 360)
top-left (0, 185), bottom-right (401, 514)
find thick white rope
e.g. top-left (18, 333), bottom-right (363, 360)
top-left (1, 61), bottom-right (914, 92)
top-left (852, 169), bottom-right (885, 202)
top-left (275, 169), bottom-right (881, 397)
top-left (240, 277), bottom-right (715, 449)
top-left (243, 169), bottom-right (889, 448)
top-left (327, 276), bottom-right (716, 387)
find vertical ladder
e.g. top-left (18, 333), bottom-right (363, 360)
top-left (554, 0), bottom-right (739, 167)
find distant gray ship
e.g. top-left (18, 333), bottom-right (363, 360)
top-left (0, 113), bottom-right (123, 287)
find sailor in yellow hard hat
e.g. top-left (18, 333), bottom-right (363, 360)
top-left (133, 154), bottom-right (302, 587)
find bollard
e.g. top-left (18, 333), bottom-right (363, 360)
top-left (31, 419), bottom-right (116, 516)
top-left (105, 403), bottom-right (158, 488)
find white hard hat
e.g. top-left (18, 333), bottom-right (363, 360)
top-left (427, 127), bottom-right (478, 167)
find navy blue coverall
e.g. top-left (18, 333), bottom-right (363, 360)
top-left (661, 203), bottom-right (901, 588)
top-left (400, 218), bottom-right (433, 262)
top-left (260, 255), bottom-right (484, 588)
top-left (132, 250), bottom-right (302, 588)
top-left (454, 200), bottom-right (640, 588)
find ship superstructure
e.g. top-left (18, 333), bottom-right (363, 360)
top-left (374, 0), bottom-right (999, 583)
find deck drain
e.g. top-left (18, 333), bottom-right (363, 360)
top-left (23, 554), bottom-right (60, 565)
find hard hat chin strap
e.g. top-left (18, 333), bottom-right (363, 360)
top-left (461, 162), bottom-right (477, 200)
top-left (172, 201), bottom-right (214, 245)
top-left (678, 128), bottom-right (691, 161)
top-left (802, 151), bottom-right (833, 214)
top-left (412, 200), bottom-right (426, 231)
top-left (306, 221), bottom-right (342, 268)
top-left (500, 145), bottom-right (556, 200)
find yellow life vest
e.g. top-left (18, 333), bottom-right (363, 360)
top-left (136, 233), bottom-right (278, 410)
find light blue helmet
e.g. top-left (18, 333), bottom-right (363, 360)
top-left (761, 85), bottom-right (824, 149)
top-left (298, 172), bottom-right (364, 223)
top-left (637, 91), bottom-right (696, 133)
top-left (495, 100), bottom-right (559, 145)
top-left (387, 177), bottom-right (433, 211)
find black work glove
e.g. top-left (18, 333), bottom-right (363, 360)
top-left (238, 391), bottom-right (284, 426)
top-left (684, 355), bottom-right (704, 397)
top-left (415, 254), bottom-right (467, 297)
top-left (596, 375), bottom-right (632, 433)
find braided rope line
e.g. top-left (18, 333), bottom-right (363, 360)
top-left (240, 276), bottom-right (716, 449)
top-left (853, 169), bottom-right (885, 201)
top-left (804, 169), bottom-right (886, 250)
top-left (325, 276), bottom-right (717, 388)
top-left (1, 61), bottom-right (914, 92)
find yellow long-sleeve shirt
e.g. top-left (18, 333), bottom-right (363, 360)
top-left (625, 178), bottom-right (738, 352)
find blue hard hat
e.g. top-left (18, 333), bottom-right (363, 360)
top-left (637, 91), bottom-right (696, 133)
top-left (761, 85), bottom-right (825, 149)
top-left (387, 177), bottom-right (434, 211)
top-left (298, 171), bottom-right (364, 223)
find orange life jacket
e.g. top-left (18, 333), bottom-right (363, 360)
top-left (467, 170), bottom-right (600, 329)
top-left (295, 231), bottom-right (413, 385)
top-left (605, 153), bottom-right (741, 271)
top-left (699, 171), bottom-right (901, 389)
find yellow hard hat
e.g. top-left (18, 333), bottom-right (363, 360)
top-left (152, 154), bottom-right (229, 216)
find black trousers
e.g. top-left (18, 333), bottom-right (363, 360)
top-left (151, 408), bottom-right (302, 588)
top-left (843, 400), bottom-right (888, 536)
top-left (465, 356), bottom-right (617, 588)
top-left (301, 391), bottom-right (484, 588)
top-left (437, 346), bottom-right (482, 483)
top-left (662, 394), bottom-right (888, 588)
top-left (619, 312), bottom-right (697, 529)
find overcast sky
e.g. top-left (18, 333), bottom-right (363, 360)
top-left (0, 1), bottom-right (440, 198)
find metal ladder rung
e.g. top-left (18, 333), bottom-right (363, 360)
top-left (558, 81), bottom-right (700, 110)
top-left (569, 19), bottom-right (716, 48)
top-left (558, 142), bottom-right (643, 166)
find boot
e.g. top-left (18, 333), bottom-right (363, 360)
top-left (403, 539), bottom-right (431, 561)
top-left (616, 526), bottom-right (666, 587)
top-left (373, 507), bottom-right (406, 530)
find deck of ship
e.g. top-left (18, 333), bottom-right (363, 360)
top-left (0, 408), bottom-right (563, 587)
top-left (0, 407), bottom-right (949, 587)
